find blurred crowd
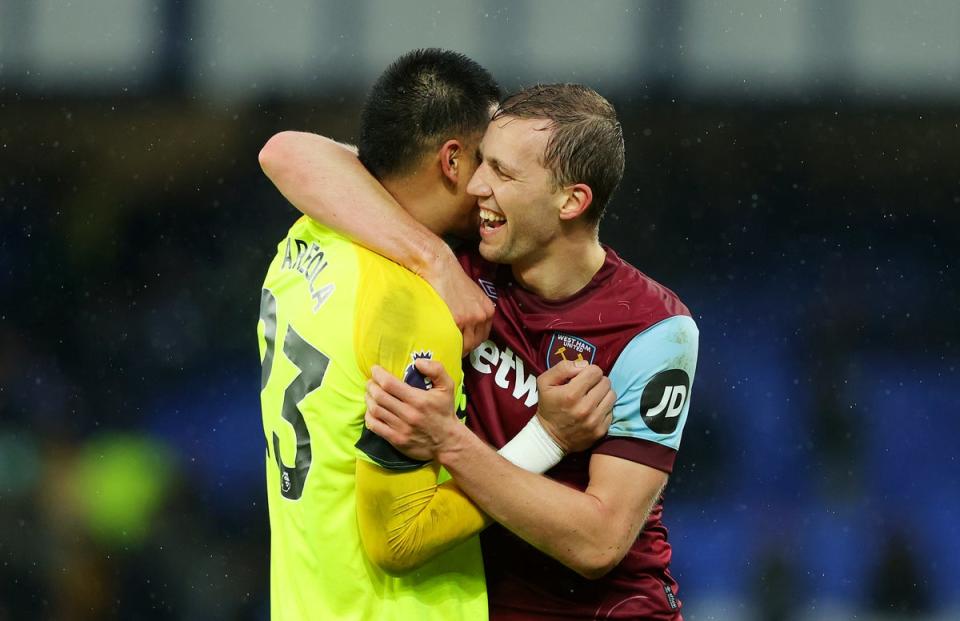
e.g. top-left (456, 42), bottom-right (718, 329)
top-left (1, 96), bottom-right (957, 620)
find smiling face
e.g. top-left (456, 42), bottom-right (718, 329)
top-left (467, 116), bottom-right (571, 267)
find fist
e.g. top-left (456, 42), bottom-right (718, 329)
top-left (535, 360), bottom-right (616, 453)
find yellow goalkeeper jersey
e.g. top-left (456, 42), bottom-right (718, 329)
top-left (257, 216), bottom-right (486, 621)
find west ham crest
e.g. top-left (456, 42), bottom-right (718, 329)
top-left (546, 333), bottom-right (597, 368)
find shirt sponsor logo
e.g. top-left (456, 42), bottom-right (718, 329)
top-left (469, 340), bottom-right (538, 407)
top-left (640, 369), bottom-right (690, 434)
top-left (546, 333), bottom-right (597, 368)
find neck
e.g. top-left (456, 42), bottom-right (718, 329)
top-left (382, 173), bottom-right (447, 236)
top-left (511, 228), bottom-right (606, 300)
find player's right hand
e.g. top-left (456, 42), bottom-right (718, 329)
top-left (535, 361), bottom-right (615, 453)
top-left (421, 251), bottom-right (494, 355)
top-left (365, 360), bottom-right (463, 461)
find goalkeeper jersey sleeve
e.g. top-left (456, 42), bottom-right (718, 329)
top-left (350, 238), bottom-right (491, 573)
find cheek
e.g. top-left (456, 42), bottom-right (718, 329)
top-left (510, 191), bottom-right (550, 223)
top-left (494, 182), bottom-right (523, 209)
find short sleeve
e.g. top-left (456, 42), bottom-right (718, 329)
top-left (594, 315), bottom-right (699, 474)
top-left (352, 251), bottom-right (464, 471)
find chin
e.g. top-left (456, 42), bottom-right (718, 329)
top-left (478, 242), bottom-right (508, 264)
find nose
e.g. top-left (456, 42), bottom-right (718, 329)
top-left (467, 164), bottom-right (491, 198)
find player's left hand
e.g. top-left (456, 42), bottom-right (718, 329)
top-left (365, 359), bottom-right (465, 461)
top-left (536, 360), bottom-right (616, 452)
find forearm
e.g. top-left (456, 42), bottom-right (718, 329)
top-left (355, 460), bottom-right (490, 575)
top-left (437, 427), bottom-right (638, 578)
top-left (258, 131), bottom-right (450, 276)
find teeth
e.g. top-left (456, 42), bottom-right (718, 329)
top-left (479, 208), bottom-right (506, 223)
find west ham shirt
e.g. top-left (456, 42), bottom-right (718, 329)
top-left (459, 245), bottom-right (699, 620)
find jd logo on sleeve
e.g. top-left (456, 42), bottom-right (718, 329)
top-left (640, 369), bottom-right (690, 434)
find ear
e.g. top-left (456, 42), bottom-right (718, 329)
top-left (438, 139), bottom-right (463, 185)
top-left (558, 183), bottom-right (593, 221)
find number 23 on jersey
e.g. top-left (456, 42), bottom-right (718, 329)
top-left (258, 288), bottom-right (330, 500)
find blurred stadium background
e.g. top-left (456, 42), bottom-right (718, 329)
top-left (1, 1), bottom-right (958, 619)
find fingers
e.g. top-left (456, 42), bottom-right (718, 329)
top-left (366, 378), bottom-right (415, 422)
top-left (365, 404), bottom-right (395, 434)
top-left (414, 358), bottom-right (455, 391)
top-left (371, 365), bottom-right (419, 402)
top-left (461, 315), bottom-right (493, 355)
top-left (430, 261), bottom-right (494, 355)
top-left (365, 396), bottom-right (407, 441)
top-left (582, 375), bottom-right (614, 412)
top-left (372, 361), bottom-right (453, 396)
top-left (464, 283), bottom-right (495, 324)
top-left (539, 360), bottom-right (590, 387)
top-left (478, 293), bottom-right (494, 317)
top-left (460, 297), bottom-right (494, 354)
top-left (369, 364), bottom-right (457, 424)
top-left (462, 328), bottom-right (479, 355)
top-left (596, 390), bottom-right (617, 426)
top-left (364, 410), bottom-right (392, 437)
top-left (563, 364), bottom-right (605, 397)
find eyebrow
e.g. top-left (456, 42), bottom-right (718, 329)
top-left (477, 146), bottom-right (519, 177)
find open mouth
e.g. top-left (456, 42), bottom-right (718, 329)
top-left (479, 207), bottom-right (506, 231)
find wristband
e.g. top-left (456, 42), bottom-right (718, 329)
top-left (497, 415), bottom-right (566, 474)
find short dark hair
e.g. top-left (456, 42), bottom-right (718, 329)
top-left (494, 84), bottom-right (625, 222)
top-left (358, 49), bottom-right (501, 179)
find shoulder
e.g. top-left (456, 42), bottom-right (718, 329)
top-left (578, 249), bottom-right (696, 364)
top-left (352, 244), bottom-right (463, 389)
top-left (355, 245), bottom-right (450, 315)
top-left (606, 249), bottom-right (693, 320)
top-left (287, 214), bottom-right (343, 243)
top-left (611, 315), bottom-right (699, 381)
top-left (353, 246), bottom-right (461, 353)
top-left (273, 215), bottom-right (358, 273)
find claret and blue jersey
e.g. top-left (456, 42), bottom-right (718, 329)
top-left (459, 245), bottom-right (699, 620)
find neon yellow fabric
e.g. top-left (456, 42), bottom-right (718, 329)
top-left (258, 216), bottom-right (486, 621)
top-left (355, 460), bottom-right (492, 574)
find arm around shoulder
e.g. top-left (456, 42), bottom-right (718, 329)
top-left (258, 131), bottom-right (362, 227)
top-left (258, 131), bottom-right (454, 290)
